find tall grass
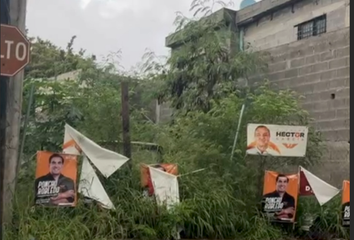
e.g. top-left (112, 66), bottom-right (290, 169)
top-left (7, 84), bottom-right (348, 240)
top-left (5, 154), bottom-right (348, 240)
top-left (6, 161), bottom-right (272, 240)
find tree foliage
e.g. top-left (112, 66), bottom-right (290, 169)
top-left (144, 1), bottom-right (266, 112)
top-left (21, 36), bottom-right (157, 159)
top-left (25, 36), bottom-right (96, 79)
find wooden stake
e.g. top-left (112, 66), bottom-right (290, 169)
top-left (121, 81), bottom-right (132, 168)
top-left (0, 76), bottom-right (9, 239)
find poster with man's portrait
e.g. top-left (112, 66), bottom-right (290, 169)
top-left (34, 151), bottom-right (78, 207)
top-left (246, 124), bottom-right (308, 157)
top-left (342, 180), bottom-right (350, 227)
top-left (140, 163), bottom-right (178, 196)
top-left (262, 171), bottom-right (299, 223)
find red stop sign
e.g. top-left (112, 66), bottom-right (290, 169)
top-left (1, 24), bottom-right (30, 77)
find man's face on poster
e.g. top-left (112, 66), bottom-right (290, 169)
top-left (255, 127), bottom-right (270, 149)
top-left (276, 176), bottom-right (288, 193)
top-left (50, 156), bottom-right (63, 175)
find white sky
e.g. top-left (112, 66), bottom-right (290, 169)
top-left (26, 0), bottom-right (247, 70)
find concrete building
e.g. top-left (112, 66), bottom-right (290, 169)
top-left (163, 0), bottom-right (350, 185)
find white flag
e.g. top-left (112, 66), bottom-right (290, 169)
top-left (149, 167), bottom-right (180, 210)
top-left (79, 156), bottom-right (115, 209)
top-left (300, 166), bottom-right (340, 206)
top-left (63, 124), bottom-right (129, 178)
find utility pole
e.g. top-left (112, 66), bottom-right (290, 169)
top-left (0, 0), bottom-right (28, 235)
top-left (0, 0), bottom-right (11, 236)
top-left (121, 81), bottom-right (132, 169)
top-left (0, 79), bottom-right (8, 239)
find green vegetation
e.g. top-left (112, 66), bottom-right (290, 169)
top-left (4, 1), bottom-right (349, 240)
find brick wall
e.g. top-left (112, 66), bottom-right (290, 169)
top-left (242, 0), bottom-right (349, 51)
top-left (263, 27), bottom-right (350, 186)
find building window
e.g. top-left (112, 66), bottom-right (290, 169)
top-left (296, 15), bottom-right (326, 40)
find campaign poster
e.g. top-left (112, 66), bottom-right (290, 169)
top-left (262, 171), bottom-right (299, 223)
top-left (342, 180), bottom-right (350, 227)
top-left (246, 124), bottom-right (308, 157)
top-left (298, 166), bottom-right (340, 206)
top-left (140, 163), bottom-right (178, 196)
top-left (34, 151), bottom-right (78, 207)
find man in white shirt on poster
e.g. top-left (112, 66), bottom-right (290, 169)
top-left (247, 125), bottom-right (280, 156)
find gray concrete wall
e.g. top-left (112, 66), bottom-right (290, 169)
top-left (234, 0), bottom-right (350, 185)
top-left (262, 27), bottom-right (350, 186)
top-left (242, 0), bottom-right (349, 51)
top-left (237, 0), bottom-right (296, 23)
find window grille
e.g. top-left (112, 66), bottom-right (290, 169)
top-left (297, 15), bottom-right (326, 40)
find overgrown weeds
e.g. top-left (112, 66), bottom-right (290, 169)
top-left (6, 83), bottom-right (348, 240)
top-left (6, 165), bottom-right (348, 240)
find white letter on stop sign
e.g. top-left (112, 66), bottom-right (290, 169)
top-left (16, 42), bottom-right (27, 61)
top-left (305, 186), bottom-right (311, 191)
top-left (5, 40), bottom-right (14, 59)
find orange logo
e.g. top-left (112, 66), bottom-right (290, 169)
top-left (283, 143), bottom-right (298, 149)
top-left (63, 139), bottom-right (82, 153)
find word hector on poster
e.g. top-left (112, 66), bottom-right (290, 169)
top-left (275, 131), bottom-right (305, 138)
